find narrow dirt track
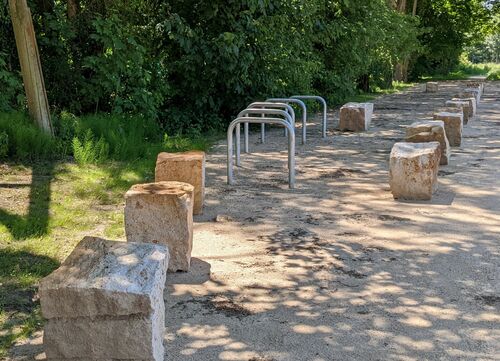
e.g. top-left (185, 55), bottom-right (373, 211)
top-left (10, 81), bottom-right (500, 361)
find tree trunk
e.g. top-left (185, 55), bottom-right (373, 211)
top-left (8, 0), bottom-right (53, 136)
top-left (67, 0), bottom-right (79, 19)
top-left (412, 0), bottom-right (418, 16)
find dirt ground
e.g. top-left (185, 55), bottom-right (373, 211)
top-left (10, 81), bottom-right (500, 361)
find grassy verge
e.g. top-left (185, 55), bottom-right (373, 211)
top-left (0, 112), bottom-right (217, 356)
top-left (419, 62), bottom-right (500, 81)
top-left (344, 81), bottom-right (416, 103)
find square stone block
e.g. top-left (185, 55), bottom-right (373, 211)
top-left (452, 97), bottom-right (476, 116)
top-left (155, 151), bottom-right (205, 215)
top-left (339, 102), bottom-right (374, 132)
top-left (445, 100), bottom-right (471, 124)
top-left (433, 112), bottom-right (463, 147)
top-left (426, 82), bottom-right (439, 92)
top-left (389, 142), bottom-right (441, 201)
top-left (405, 121), bottom-right (450, 165)
top-left (39, 237), bottom-right (169, 319)
top-left (463, 87), bottom-right (481, 103)
top-left (39, 237), bottom-right (168, 361)
top-left (466, 82), bottom-right (484, 95)
top-left (125, 181), bottom-right (194, 272)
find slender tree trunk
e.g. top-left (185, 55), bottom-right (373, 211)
top-left (412, 0), bottom-right (418, 16)
top-left (67, 0), bottom-right (79, 19)
top-left (9, 0), bottom-right (53, 136)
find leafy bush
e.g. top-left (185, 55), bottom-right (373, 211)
top-left (487, 69), bottom-right (500, 80)
top-left (0, 53), bottom-right (24, 112)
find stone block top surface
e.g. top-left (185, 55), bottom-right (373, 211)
top-left (434, 111), bottom-right (463, 117)
top-left (342, 102), bottom-right (374, 110)
top-left (391, 142), bottom-right (440, 159)
top-left (39, 236), bottom-right (169, 319)
top-left (126, 181), bottom-right (194, 199)
top-left (156, 151), bottom-right (205, 164)
top-left (446, 100), bottom-right (469, 106)
top-left (408, 120), bottom-right (444, 130)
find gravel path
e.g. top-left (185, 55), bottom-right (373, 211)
top-left (10, 81), bottom-right (500, 361)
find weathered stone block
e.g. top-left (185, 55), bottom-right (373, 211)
top-left (339, 102), bottom-right (374, 132)
top-left (445, 100), bottom-right (471, 124)
top-left (125, 181), bottom-right (194, 272)
top-left (39, 237), bottom-right (169, 319)
top-left (433, 112), bottom-right (463, 147)
top-left (452, 97), bottom-right (476, 116)
top-left (44, 312), bottom-right (164, 361)
top-left (466, 81), bottom-right (484, 95)
top-left (405, 121), bottom-right (450, 165)
top-left (389, 142), bottom-right (441, 201)
top-left (155, 151), bottom-right (205, 215)
top-left (463, 87), bottom-right (481, 103)
top-left (426, 82), bottom-right (439, 92)
top-left (39, 237), bottom-right (168, 361)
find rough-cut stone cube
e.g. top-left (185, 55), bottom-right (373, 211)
top-left (466, 82), bottom-right (484, 95)
top-left (433, 112), bottom-right (463, 147)
top-left (445, 100), bottom-right (471, 124)
top-left (155, 151), bottom-right (206, 215)
top-left (389, 142), bottom-right (441, 201)
top-left (339, 102), bottom-right (374, 132)
top-left (463, 87), bottom-right (481, 103)
top-left (44, 313), bottom-right (164, 360)
top-left (405, 121), bottom-right (450, 165)
top-left (39, 237), bottom-right (169, 361)
top-left (452, 97), bottom-right (476, 116)
top-left (125, 181), bottom-right (194, 272)
top-left (426, 82), bottom-right (439, 92)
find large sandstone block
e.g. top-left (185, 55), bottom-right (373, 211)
top-left (39, 237), bottom-right (168, 361)
top-left (445, 100), bottom-right (471, 124)
top-left (339, 102), bottom-right (374, 132)
top-left (452, 97), bottom-right (476, 116)
top-left (466, 81), bottom-right (484, 95)
top-left (405, 121), bottom-right (450, 165)
top-left (389, 142), bottom-right (441, 201)
top-left (155, 151), bottom-right (205, 215)
top-left (463, 87), bottom-right (481, 103)
top-left (125, 181), bottom-right (194, 272)
top-left (44, 313), bottom-right (164, 361)
top-left (39, 236), bottom-right (169, 319)
top-left (426, 82), bottom-right (439, 92)
top-left (433, 112), bottom-right (463, 147)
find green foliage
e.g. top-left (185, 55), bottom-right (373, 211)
top-left (0, 131), bottom-right (8, 159)
top-left (0, 53), bottom-right (24, 112)
top-left (487, 69), bottom-right (500, 80)
top-left (0, 112), bottom-right (214, 164)
top-left (0, 113), bottom-right (59, 161)
top-left (72, 129), bottom-right (109, 165)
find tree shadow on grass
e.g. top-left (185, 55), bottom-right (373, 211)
top-left (0, 161), bottom-right (55, 240)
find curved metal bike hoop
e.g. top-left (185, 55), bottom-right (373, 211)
top-left (236, 108), bottom-right (293, 167)
top-left (267, 98), bottom-right (307, 144)
top-left (227, 117), bottom-right (296, 189)
top-left (291, 95), bottom-right (328, 138)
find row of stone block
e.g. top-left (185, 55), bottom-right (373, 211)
top-left (391, 82), bottom-right (484, 200)
top-left (40, 151), bottom-right (208, 360)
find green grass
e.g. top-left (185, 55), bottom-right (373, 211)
top-left (343, 81), bottom-right (415, 104)
top-left (0, 112), bottom-right (218, 356)
top-left (419, 62), bottom-right (500, 81)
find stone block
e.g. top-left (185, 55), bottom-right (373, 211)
top-left (125, 181), bottom-right (194, 272)
top-left (44, 313), bottom-right (164, 361)
top-left (339, 102), bottom-right (374, 132)
top-left (39, 236), bottom-right (169, 319)
top-left (466, 81), bottom-right (484, 95)
top-left (452, 96), bottom-right (476, 116)
top-left (389, 142), bottom-right (441, 201)
top-left (39, 237), bottom-right (168, 361)
top-left (445, 100), bottom-right (471, 124)
top-left (426, 82), bottom-right (439, 92)
top-left (155, 151), bottom-right (205, 215)
top-left (405, 121), bottom-right (450, 165)
top-left (433, 112), bottom-right (463, 147)
top-left (463, 87), bottom-right (481, 103)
